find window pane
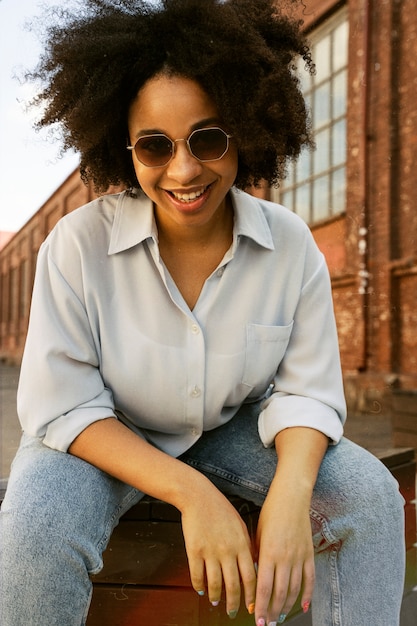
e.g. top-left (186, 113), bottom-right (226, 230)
top-left (314, 36), bottom-right (331, 83)
top-left (313, 81), bottom-right (331, 128)
top-left (296, 148), bottom-right (311, 181)
top-left (332, 167), bottom-right (346, 213)
top-left (333, 70), bottom-right (347, 118)
top-left (281, 189), bottom-right (294, 211)
top-left (333, 21), bottom-right (348, 71)
top-left (332, 119), bottom-right (346, 166)
top-left (313, 176), bottom-right (330, 220)
top-left (283, 162), bottom-right (295, 187)
top-left (298, 65), bottom-right (312, 93)
top-left (295, 184), bottom-right (311, 222)
top-left (313, 128), bottom-right (330, 174)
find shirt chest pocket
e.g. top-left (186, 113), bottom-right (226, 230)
top-left (242, 321), bottom-right (294, 390)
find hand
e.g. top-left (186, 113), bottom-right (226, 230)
top-left (181, 485), bottom-right (257, 618)
top-left (254, 486), bottom-right (315, 624)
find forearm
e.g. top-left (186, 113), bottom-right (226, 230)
top-left (272, 426), bottom-right (329, 499)
top-left (254, 427), bottom-right (328, 622)
top-left (68, 417), bottom-right (210, 512)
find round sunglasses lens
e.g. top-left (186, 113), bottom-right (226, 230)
top-left (136, 135), bottom-right (173, 166)
top-left (189, 129), bottom-right (228, 161)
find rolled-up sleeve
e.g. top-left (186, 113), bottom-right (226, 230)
top-left (17, 237), bottom-right (116, 452)
top-left (258, 245), bottom-right (346, 447)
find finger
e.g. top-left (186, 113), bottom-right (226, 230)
top-left (205, 559), bottom-right (223, 607)
top-left (274, 566), bottom-right (302, 620)
top-left (300, 557), bottom-right (315, 614)
top-left (254, 562), bottom-right (277, 624)
top-left (221, 558), bottom-right (242, 618)
top-left (237, 552), bottom-right (257, 614)
top-left (188, 556), bottom-right (206, 597)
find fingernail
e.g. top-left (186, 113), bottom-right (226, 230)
top-left (303, 600), bottom-right (311, 613)
top-left (268, 622), bottom-right (277, 626)
top-left (278, 615), bottom-right (287, 624)
top-left (228, 609), bottom-right (238, 619)
top-left (211, 600), bottom-right (220, 607)
top-left (197, 590), bottom-right (205, 596)
top-left (257, 619), bottom-right (265, 626)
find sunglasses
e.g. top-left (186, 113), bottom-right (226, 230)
top-left (127, 127), bottom-right (233, 168)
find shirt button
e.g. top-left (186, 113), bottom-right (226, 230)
top-left (216, 268), bottom-right (224, 277)
top-left (191, 428), bottom-right (199, 436)
top-left (191, 324), bottom-right (200, 334)
top-left (190, 385), bottom-right (201, 398)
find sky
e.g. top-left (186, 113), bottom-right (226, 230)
top-left (0, 0), bottom-right (80, 233)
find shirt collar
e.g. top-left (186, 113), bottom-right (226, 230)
top-left (108, 190), bottom-right (157, 255)
top-left (229, 187), bottom-right (275, 251)
top-left (108, 187), bottom-right (274, 255)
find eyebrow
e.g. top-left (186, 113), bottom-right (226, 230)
top-left (133, 117), bottom-right (222, 139)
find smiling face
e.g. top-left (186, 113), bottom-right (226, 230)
top-left (127, 74), bottom-right (238, 235)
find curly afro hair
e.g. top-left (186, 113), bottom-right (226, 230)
top-left (29, 0), bottom-right (314, 192)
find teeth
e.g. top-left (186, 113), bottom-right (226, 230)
top-left (172, 187), bottom-right (206, 202)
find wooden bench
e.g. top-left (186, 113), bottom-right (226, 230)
top-left (1, 447), bottom-right (415, 625)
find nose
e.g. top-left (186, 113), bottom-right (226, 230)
top-left (165, 139), bottom-right (203, 183)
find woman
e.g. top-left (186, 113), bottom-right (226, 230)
top-left (0, 1), bottom-right (405, 625)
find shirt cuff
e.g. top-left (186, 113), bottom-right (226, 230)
top-left (41, 389), bottom-right (116, 452)
top-left (258, 393), bottom-right (345, 448)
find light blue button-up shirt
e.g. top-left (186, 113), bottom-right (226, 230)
top-left (17, 187), bottom-right (346, 455)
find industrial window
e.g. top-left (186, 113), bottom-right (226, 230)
top-left (272, 10), bottom-right (348, 223)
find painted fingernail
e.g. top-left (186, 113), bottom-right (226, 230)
top-left (257, 619), bottom-right (266, 626)
top-left (228, 609), bottom-right (238, 619)
top-left (197, 590), bottom-right (205, 596)
top-left (268, 622), bottom-right (277, 626)
top-left (278, 615), bottom-right (287, 624)
top-left (303, 601), bottom-right (311, 613)
top-left (248, 602), bottom-right (255, 614)
top-left (211, 600), bottom-right (220, 607)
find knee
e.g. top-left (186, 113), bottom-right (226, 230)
top-left (317, 443), bottom-right (405, 525)
top-left (342, 457), bottom-right (405, 538)
top-left (359, 458), bottom-right (404, 511)
top-left (1, 507), bottom-right (102, 588)
top-left (1, 496), bottom-right (69, 559)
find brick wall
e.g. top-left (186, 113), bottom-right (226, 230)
top-left (0, 171), bottom-right (97, 362)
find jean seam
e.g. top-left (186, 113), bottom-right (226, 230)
top-left (89, 486), bottom-right (141, 574)
top-left (310, 508), bottom-right (343, 625)
top-left (329, 543), bottom-right (342, 626)
top-left (81, 586), bottom-right (93, 626)
top-left (185, 458), bottom-right (268, 496)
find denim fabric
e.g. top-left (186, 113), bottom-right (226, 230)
top-left (0, 401), bottom-right (405, 625)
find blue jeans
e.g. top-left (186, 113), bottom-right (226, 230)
top-left (0, 402), bottom-right (405, 625)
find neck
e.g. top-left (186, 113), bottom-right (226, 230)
top-left (155, 194), bottom-right (234, 251)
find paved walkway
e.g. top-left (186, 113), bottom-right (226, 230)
top-left (1, 362), bottom-right (394, 481)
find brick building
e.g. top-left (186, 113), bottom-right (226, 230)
top-left (1, 0), bottom-right (417, 444)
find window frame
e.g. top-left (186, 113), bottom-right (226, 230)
top-left (272, 8), bottom-right (349, 224)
